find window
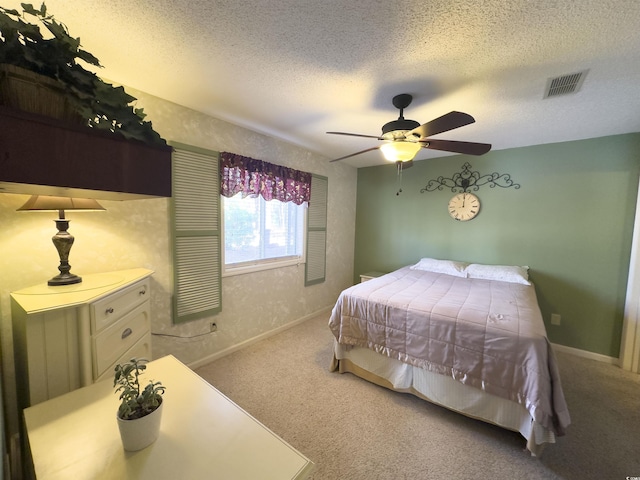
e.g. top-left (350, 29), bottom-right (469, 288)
top-left (170, 147), bottom-right (326, 324)
top-left (222, 194), bottom-right (306, 274)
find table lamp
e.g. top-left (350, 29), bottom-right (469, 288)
top-left (17, 195), bottom-right (105, 286)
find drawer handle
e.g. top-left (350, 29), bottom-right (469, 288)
top-left (139, 288), bottom-right (146, 296)
top-left (105, 307), bottom-right (114, 315)
top-left (121, 328), bottom-right (133, 339)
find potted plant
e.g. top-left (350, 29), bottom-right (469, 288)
top-left (113, 358), bottom-right (166, 451)
top-left (0, 2), bottom-right (166, 146)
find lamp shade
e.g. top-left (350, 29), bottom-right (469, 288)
top-left (380, 141), bottom-right (421, 162)
top-left (17, 195), bottom-right (105, 212)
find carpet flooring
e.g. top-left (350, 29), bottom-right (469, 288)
top-left (195, 312), bottom-right (640, 480)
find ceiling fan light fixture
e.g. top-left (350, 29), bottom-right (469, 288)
top-left (327, 93), bottom-right (490, 163)
top-left (380, 141), bottom-right (421, 162)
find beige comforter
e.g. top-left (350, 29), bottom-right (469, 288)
top-left (328, 267), bottom-right (571, 436)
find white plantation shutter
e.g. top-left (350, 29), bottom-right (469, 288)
top-left (305, 174), bottom-right (328, 286)
top-left (171, 143), bottom-right (221, 322)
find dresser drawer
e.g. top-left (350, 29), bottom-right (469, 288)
top-left (95, 333), bottom-right (152, 382)
top-left (91, 279), bottom-right (150, 333)
top-left (93, 301), bottom-right (150, 379)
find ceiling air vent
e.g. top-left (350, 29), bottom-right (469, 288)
top-left (544, 70), bottom-right (588, 98)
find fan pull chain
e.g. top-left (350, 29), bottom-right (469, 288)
top-left (396, 161), bottom-right (403, 196)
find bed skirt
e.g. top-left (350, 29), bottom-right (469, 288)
top-left (330, 341), bottom-right (555, 456)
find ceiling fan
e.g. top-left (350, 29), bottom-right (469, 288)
top-left (327, 94), bottom-right (491, 165)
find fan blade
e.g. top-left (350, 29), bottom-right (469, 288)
top-left (408, 111), bottom-right (475, 139)
top-left (329, 146), bottom-right (381, 162)
top-left (327, 131), bottom-right (382, 140)
top-left (422, 139), bottom-right (491, 156)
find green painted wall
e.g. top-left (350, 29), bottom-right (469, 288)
top-left (354, 133), bottom-right (640, 357)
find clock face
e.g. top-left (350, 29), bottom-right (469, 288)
top-left (448, 193), bottom-right (480, 221)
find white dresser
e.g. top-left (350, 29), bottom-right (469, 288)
top-left (11, 268), bottom-right (153, 409)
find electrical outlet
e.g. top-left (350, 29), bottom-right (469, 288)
top-left (210, 322), bottom-right (218, 332)
top-left (550, 314), bottom-right (561, 326)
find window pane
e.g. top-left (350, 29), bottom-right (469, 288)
top-left (223, 194), bottom-right (305, 266)
top-left (224, 195), bottom-right (261, 264)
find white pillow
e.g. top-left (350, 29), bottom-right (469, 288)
top-left (466, 263), bottom-right (531, 285)
top-left (410, 258), bottom-right (468, 278)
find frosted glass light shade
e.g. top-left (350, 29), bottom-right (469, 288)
top-left (380, 141), bottom-right (421, 162)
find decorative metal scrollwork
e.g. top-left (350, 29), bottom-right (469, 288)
top-left (420, 162), bottom-right (520, 193)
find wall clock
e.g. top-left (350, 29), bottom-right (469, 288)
top-left (448, 192), bottom-right (480, 221)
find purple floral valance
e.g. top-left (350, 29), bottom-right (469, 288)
top-left (220, 152), bottom-right (311, 205)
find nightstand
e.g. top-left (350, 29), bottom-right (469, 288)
top-left (359, 271), bottom-right (385, 283)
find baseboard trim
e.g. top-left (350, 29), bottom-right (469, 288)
top-left (188, 305), bottom-right (333, 370)
top-left (551, 342), bottom-right (620, 365)
top-left (187, 313), bottom-right (620, 370)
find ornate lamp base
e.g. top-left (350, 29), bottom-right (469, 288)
top-left (48, 272), bottom-right (82, 286)
top-left (49, 217), bottom-right (82, 286)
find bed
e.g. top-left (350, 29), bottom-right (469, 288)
top-left (328, 259), bottom-right (571, 456)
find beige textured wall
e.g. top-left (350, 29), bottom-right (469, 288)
top-left (0, 88), bottom-right (357, 377)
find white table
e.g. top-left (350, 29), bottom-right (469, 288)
top-left (24, 355), bottom-right (313, 479)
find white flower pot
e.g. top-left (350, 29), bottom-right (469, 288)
top-left (116, 399), bottom-right (163, 451)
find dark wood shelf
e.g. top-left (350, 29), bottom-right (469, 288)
top-left (0, 105), bottom-right (172, 200)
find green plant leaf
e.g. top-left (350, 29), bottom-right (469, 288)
top-left (0, 8), bottom-right (21, 16)
top-left (134, 108), bottom-right (147, 120)
top-left (21, 4), bottom-right (40, 16)
top-left (77, 48), bottom-right (101, 67)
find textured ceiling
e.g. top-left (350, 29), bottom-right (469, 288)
top-left (4, 0), bottom-right (640, 167)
